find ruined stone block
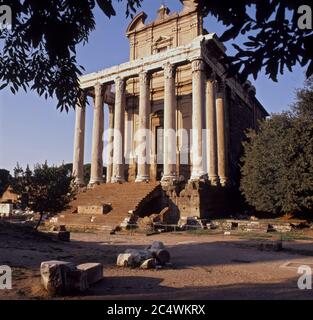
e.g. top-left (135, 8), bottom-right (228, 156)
top-left (40, 260), bottom-right (75, 296)
top-left (140, 258), bottom-right (157, 269)
top-left (117, 253), bottom-right (140, 268)
top-left (76, 263), bottom-right (103, 285)
top-left (77, 204), bottom-right (111, 215)
top-left (149, 249), bottom-right (170, 265)
top-left (67, 269), bottom-right (89, 292)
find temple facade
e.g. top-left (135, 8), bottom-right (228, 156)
top-left (71, 1), bottom-right (268, 218)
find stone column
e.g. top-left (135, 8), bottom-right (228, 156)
top-left (136, 71), bottom-right (151, 182)
top-left (190, 59), bottom-right (207, 180)
top-left (162, 62), bottom-right (177, 182)
top-left (72, 93), bottom-right (86, 186)
top-left (216, 80), bottom-right (229, 186)
top-left (206, 75), bottom-right (219, 185)
top-left (89, 83), bottom-right (104, 185)
top-left (106, 104), bottom-right (114, 183)
top-left (112, 77), bottom-right (125, 183)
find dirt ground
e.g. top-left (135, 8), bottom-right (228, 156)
top-left (1, 222), bottom-right (313, 300)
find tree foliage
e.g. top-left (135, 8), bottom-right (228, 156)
top-left (0, 169), bottom-right (11, 197)
top-left (199, 0), bottom-right (313, 82)
top-left (0, 0), bottom-right (142, 111)
top-left (1, 0), bottom-right (312, 110)
top-left (11, 162), bottom-right (75, 216)
top-left (240, 79), bottom-right (313, 215)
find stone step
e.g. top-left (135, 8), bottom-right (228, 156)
top-left (56, 182), bottom-right (160, 230)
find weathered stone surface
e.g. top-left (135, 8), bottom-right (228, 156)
top-left (150, 249), bottom-right (170, 265)
top-left (77, 205), bottom-right (111, 215)
top-left (40, 260), bottom-right (75, 296)
top-left (125, 249), bottom-right (153, 261)
top-left (117, 253), bottom-right (140, 268)
top-left (67, 269), bottom-right (89, 292)
top-left (270, 224), bottom-right (292, 233)
top-left (140, 258), bottom-right (157, 269)
top-left (76, 263), bottom-right (103, 285)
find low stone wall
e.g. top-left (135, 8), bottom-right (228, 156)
top-left (214, 219), bottom-right (300, 233)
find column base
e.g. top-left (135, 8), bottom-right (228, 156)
top-left (135, 175), bottom-right (150, 183)
top-left (88, 178), bottom-right (103, 188)
top-left (219, 177), bottom-right (229, 187)
top-left (161, 174), bottom-right (177, 187)
top-left (111, 176), bottom-right (125, 183)
top-left (209, 175), bottom-right (220, 186)
top-left (74, 178), bottom-right (85, 187)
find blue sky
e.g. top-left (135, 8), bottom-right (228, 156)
top-left (0, 0), bottom-right (306, 173)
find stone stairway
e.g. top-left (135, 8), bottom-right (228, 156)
top-left (57, 182), bottom-right (161, 231)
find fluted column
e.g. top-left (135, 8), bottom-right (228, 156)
top-left (162, 62), bottom-right (177, 181)
top-left (72, 93), bottom-right (86, 186)
top-left (136, 71), bottom-right (151, 182)
top-left (89, 83), bottom-right (104, 185)
top-left (190, 59), bottom-right (207, 180)
top-left (112, 77), bottom-right (125, 183)
top-left (216, 80), bottom-right (229, 186)
top-left (106, 104), bottom-right (114, 183)
top-left (206, 75), bottom-right (219, 185)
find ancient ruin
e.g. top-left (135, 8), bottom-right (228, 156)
top-left (63, 0), bottom-right (268, 229)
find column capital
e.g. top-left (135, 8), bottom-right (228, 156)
top-left (139, 70), bottom-right (150, 84)
top-left (163, 62), bottom-right (176, 79)
top-left (77, 90), bottom-right (87, 109)
top-left (94, 82), bottom-right (104, 98)
top-left (191, 58), bottom-right (205, 73)
top-left (115, 77), bottom-right (125, 92)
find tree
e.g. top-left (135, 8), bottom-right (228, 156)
top-left (1, 0), bottom-right (312, 110)
top-left (199, 0), bottom-right (313, 82)
top-left (11, 162), bottom-right (75, 229)
top-left (240, 78), bottom-right (313, 215)
top-left (0, 169), bottom-right (11, 197)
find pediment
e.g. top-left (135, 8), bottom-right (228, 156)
top-left (126, 12), bottom-right (147, 34)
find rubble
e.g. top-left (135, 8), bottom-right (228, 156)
top-left (116, 241), bottom-right (171, 269)
top-left (140, 258), bottom-right (157, 269)
top-left (178, 216), bottom-right (205, 230)
top-left (116, 253), bottom-right (140, 268)
top-left (119, 213), bottom-right (138, 230)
